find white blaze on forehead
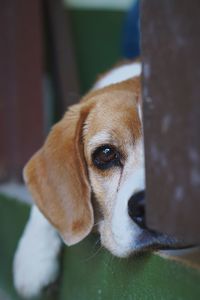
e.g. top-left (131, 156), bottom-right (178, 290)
top-left (93, 62), bottom-right (141, 90)
top-left (137, 98), bottom-right (143, 124)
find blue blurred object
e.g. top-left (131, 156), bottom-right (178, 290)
top-left (122, 0), bottom-right (140, 59)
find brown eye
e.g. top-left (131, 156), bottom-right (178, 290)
top-left (92, 145), bottom-right (121, 170)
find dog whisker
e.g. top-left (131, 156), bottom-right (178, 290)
top-left (82, 241), bottom-right (103, 262)
top-left (93, 220), bottom-right (102, 227)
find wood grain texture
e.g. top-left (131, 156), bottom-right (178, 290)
top-left (141, 0), bottom-right (200, 243)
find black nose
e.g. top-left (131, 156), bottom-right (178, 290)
top-left (128, 191), bottom-right (146, 229)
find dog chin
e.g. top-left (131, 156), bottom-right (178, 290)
top-left (100, 236), bottom-right (135, 258)
top-left (98, 220), bottom-right (137, 257)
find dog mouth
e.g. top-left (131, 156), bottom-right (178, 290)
top-left (134, 229), bottom-right (191, 252)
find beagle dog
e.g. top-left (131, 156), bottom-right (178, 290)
top-left (13, 61), bottom-right (182, 298)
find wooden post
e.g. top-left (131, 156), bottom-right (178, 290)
top-left (141, 0), bottom-right (200, 243)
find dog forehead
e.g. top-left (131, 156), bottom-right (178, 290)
top-left (84, 91), bottom-right (141, 144)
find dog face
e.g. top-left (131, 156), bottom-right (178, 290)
top-left (83, 80), bottom-right (145, 256)
top-left (24, 76), bottom-right (181, 257)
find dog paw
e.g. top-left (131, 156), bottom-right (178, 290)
top-left (13, 206), bottom-right (62, 298)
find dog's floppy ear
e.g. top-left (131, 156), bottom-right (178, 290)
top-left (23, 102), bottom-right (94, 246)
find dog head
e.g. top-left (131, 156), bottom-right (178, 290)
top-left (24, 77), bottom-right (182, 257)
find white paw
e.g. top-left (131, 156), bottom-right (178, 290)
top-left (13, 206), bottom-right (62, 298)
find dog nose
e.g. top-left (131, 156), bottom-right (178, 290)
top-left (128, 191), bottom-right (146, 229)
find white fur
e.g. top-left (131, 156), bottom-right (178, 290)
top-left (13, 206), bottom-right (62, 298)
top-left (93, 62), bottom-right (141, 89)
top-left (98, 139), bottom-right (145, 257)
top-left (13, 61), bottom-right (143, 297)
top-left (112, 157), bottom-right (145, 255)
top-left (138, 99), bottom-right (143, 123)
top-left (88, 131), bottom-right (112, 150)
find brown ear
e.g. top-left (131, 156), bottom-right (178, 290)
top-left (23, 102), bottom-right (94, 245)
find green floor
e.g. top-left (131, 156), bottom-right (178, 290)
top-left (0, 194), bottom-right (200, 300)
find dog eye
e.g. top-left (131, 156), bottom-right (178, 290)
top-left (92, 145), bottom-right (121, 170)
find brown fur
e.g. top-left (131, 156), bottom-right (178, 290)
top-left (82, 77), bottom-right (141, 104)
top-left (24, 101), bottom-right (95, 245)
top-left (24, 77), bottom-right (141, 245)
